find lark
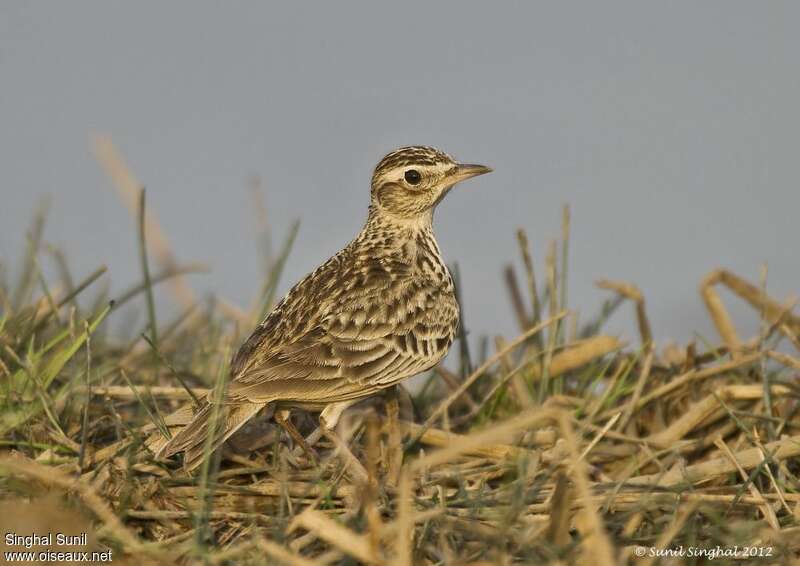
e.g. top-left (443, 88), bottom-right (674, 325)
top-left (151, 146), bottom-right (491, 469)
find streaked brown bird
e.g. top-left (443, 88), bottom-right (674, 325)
top-left (151, 146), bottom-right (492, 469)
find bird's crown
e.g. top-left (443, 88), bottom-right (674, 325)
top-left (371, 146), bottom-right (456, 185)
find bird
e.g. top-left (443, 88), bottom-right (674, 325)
top-left (149, 145), bottom-right (492, 470)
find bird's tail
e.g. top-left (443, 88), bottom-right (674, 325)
top-left (148, 400), bottom-right (265, 471)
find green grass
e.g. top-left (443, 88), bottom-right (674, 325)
top-left (1, 200), bottom-right (799, 565)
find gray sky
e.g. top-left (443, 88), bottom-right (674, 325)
top-left (2, 2), bottom-right (798, 350)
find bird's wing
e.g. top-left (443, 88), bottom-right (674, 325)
top-left (227, 257), bottom-right (458, 404)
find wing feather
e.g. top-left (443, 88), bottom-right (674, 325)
top-left (227, 249), bottom-right (458, 405)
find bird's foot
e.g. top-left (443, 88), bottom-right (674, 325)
top-left (275, 410), bottom-right (318, 464)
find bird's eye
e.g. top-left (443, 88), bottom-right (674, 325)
top-left (404, 169), bottom-right (422, 185)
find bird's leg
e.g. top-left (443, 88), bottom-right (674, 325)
top-left (275, 409), bottom-right (318, 463)
top-left (320, 400), bottom-right (354, 432)
top-left (293, 401), bottom-right (356, 457)
top-left (384, 386), bottom-right (403, 487)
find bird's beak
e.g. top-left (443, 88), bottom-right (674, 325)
top-left (450, 163), bottom-right (493, 184)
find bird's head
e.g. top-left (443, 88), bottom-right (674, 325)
top-left (369, 146), bottom-right (491, 220)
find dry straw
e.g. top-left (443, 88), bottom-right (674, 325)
top-left (1, 140), bottom-right (799, 563)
